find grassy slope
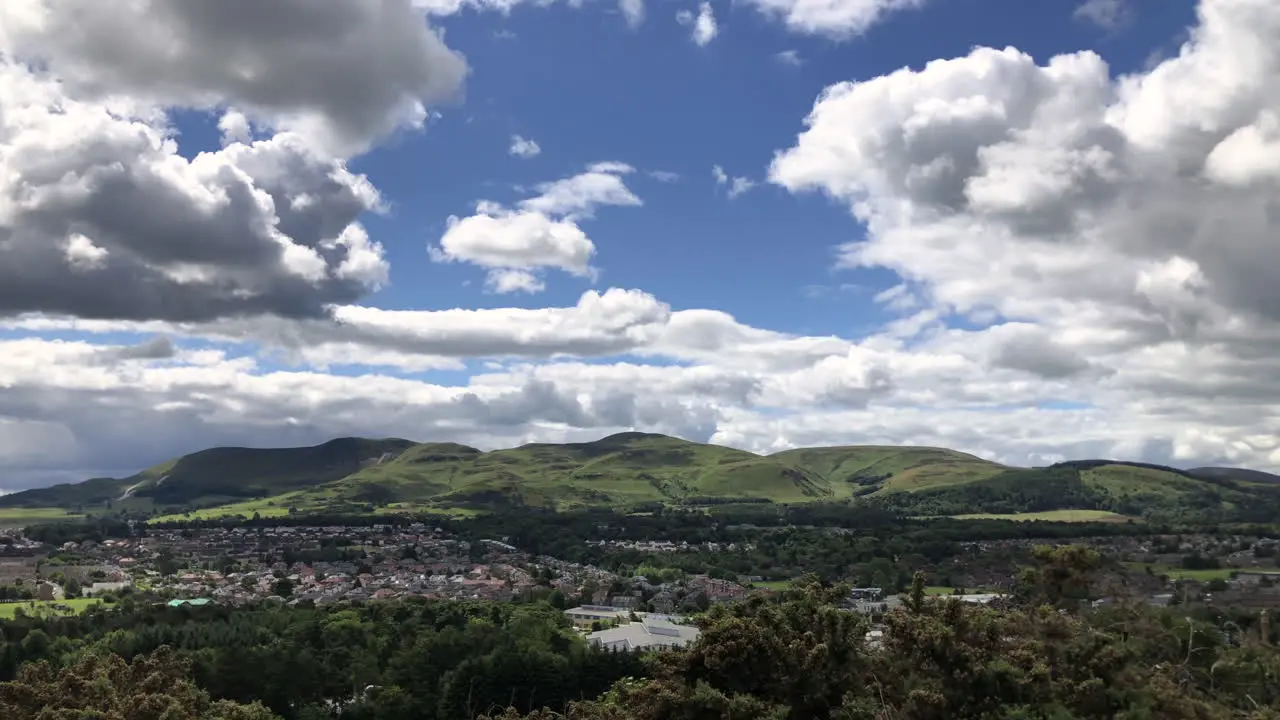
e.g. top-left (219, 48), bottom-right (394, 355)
top-left (770, 446), bottom-right (1006, 494)
top-left (7, 432), bottom-right (1277, 522)
top-left (0, 438), bottom-right (417, 514)
top-left (313, 432), bottom-right (832, 511)
top-left (1189, 467), bottom-right (1280, 486)
top-left (0, 507), bottom-right (84, 528)
top-left (1082, 463), bottom-right (1254, 515)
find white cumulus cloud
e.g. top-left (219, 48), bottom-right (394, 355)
top-left (677, 3), bottom-right (719, 46)
top-left (509, 134), bottom-right (542, 158)
top-left (429, 163), bottom-right (641, 292)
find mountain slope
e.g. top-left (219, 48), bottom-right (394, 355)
top-left (317, 432), bottom-right (832, 510)
top-left (769, 446), bottom-right (1006, 495)
top-left (869, 459), bottom-right (1259, 520)
top-left (0, 437), bottom-right (416, 512)
top-left (4, 432), bottom-right (1278, 521)
top-left (1189, 466), bottom-right (1280, 486)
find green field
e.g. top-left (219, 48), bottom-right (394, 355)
top-left (1125, 563), bottom-right (1236, 582)
top-left (752, 579), bottom-right (795, 591)
top-left (151, 500), bottom-right (296, 523)
top-left (950, 510), bottom-right (1135, 523)
top-left (0, 507), bottom-right (83, 527)
top-left (0, 597), bottom-right (105, 619)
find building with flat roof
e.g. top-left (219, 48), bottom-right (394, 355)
top-left (564, 605), bottom-right (631, 629)
top-left (587, 617), bottom-right (700, 651)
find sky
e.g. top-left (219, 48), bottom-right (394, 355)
top-left (2, 0), bottom-right (1279, 490)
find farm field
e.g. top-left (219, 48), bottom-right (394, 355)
top-left (0, 507), bottom-right (83, 528)
top-left (949, 510), bottom-right (1135, 523)
top-left (0, 597), bottom-right (105, 619)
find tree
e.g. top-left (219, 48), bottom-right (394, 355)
top-left (156, 549), bottom-right (181, 577)
top-left (272, 578), bottom-right (295, 598)
top-left (1015, 544), bottom-right (1101, 609)
top-left (0, 646), bottom-right (279, 719)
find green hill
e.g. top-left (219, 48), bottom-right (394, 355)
top-left (316, 432), bottom-right (831, 511)
top-left (769, 445), bottom-right (1006, 495)
top-left (1189, 466), bottom-right (1280, 486)
top-left (868, 459), bottom-right (1261, 521)
top-left (0, 437), bottom-right (415, 514)
top-left (3, 432), bottom-right (1277, 522)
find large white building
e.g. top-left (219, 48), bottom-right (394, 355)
top-left (587, 617), bottom-right (700, 651)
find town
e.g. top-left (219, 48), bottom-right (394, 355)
top-left (6, 521), bottom-right (1280, 645)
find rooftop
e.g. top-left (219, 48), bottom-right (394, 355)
top-left (587, 618), bottom-right (700, 651)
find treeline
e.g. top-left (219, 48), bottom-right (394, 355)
top-left (22, 517), bottom-right (135, 545)
top-left (0, 598), bottom-right (641, 719)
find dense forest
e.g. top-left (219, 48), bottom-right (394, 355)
top-left (6, 546), bottom-right (1280, 718)
top-left (0, 597), bottom-right (641, 719)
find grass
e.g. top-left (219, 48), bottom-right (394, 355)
top-left (753, 579), bottom-right (795, 591)
top-left (770, 446), bottom-right (1006, 496)
top-left (1124, 563), bottom-right (1235, 582)
top-left (1082, 465), bottom-right (1207, 495)
top-left (291, 432), bottom-right (844, 512)
top-left (0, 597), bottom-right (105, 619)
top-left (0, 507), bottom-right (83, 528)
top-left (950, 510), bottom-right (1135, 523)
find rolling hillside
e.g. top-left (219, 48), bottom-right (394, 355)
top-left (321, 432), bottom-right (832, 510)
top-left (869, 459), bottom-right (1266, 521)
top-left (2, 432), bottom-right (1277, 522)
top-left (0, 437), bottom-right (415, 513)
top-left (769, 445), bottom-right (1006, 494)
top-left (1189, 466), bottom-right (1280, 486)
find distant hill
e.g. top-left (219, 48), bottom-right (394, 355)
top-left (0, 437), bottom-right (415, 513)
top-left (325, 432), bottom-right (831, 511)
top-left (2, 432), bottom-right (1277, 523)
top-left (770, 445), bottom-right (1005, 494)
top-left (1189, 466), bottom-right (1280, 486)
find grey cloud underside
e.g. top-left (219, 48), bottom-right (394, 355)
top-left (81, 289), bottom-right (673, 360)
top-left (0, 119), bottom-right (384, 321)
top-left (989, 332), bottom-right (1097, 379)
top-left (1, 0), bottom-right (467, 152)
top-left (95, 336), bottom-right (177, 363)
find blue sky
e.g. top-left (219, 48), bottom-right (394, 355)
top-left (5, 0), bottom-right (1280, 486)
top-left (347, 0), bottom-right (1195, 332)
